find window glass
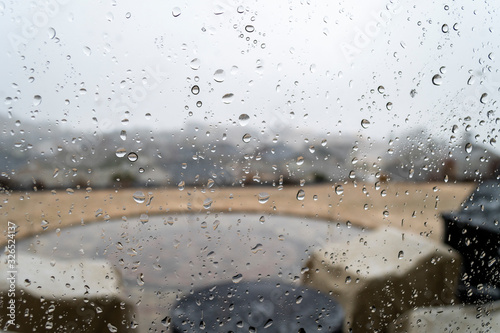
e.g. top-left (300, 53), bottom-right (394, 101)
top-left (1, 0), bottom-right (499, 332)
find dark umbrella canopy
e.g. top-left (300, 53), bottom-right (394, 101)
top-left (170, 280), bottom-right (344, 333)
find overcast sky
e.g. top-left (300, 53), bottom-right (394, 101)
top-left (1, 0), bottom-right (499, 150)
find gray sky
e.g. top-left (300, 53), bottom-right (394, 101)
top-left (1, 0), bottom-right (499, 150)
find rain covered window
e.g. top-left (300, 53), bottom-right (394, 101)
top-left (1, 0), bottom-right (500, 332)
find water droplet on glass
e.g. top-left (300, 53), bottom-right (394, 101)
top-left (264, 319), bottom-right (273, 328)
top-left (41, 220), bottom-right (49, 230)
top-left (386, 102), bottom-right (393, 110)
top-left (136, 273), bottom-right (145, 286)
top-left (164, 217), bottom-right (174, 226)
top-left (238, 114), bottom-right (250, 126)
top-left (441, 24), bottom-right (449, 33)
top-left (251, 243), bottom-right (263, 253)
top-left (361, 119), bottom-right (370, 129)
top-left (377, 86), bottom-right (385, 94)
top-left (139, 214), bottom-right (149, 224)
top-left (190, 58), bottom-right (200, 70)
top-left (211, 220), bottom-right (220, 230)
top-left (259, 216), bottom-right (265, 224)
top-left (398, 251), bottom-right (404, 259)
top-left (242, 133), bottom-right (252, 143)
top-left (335, 185), bottom-right (344, 195)
top-left (133, 191), bottom-right (146, 204)
top-left (48, 27), bottom-right (56, 39)
top-left (33, 95), bottom-right (42, 106)
top-left (480, 93), bottom-right (488, 104)
top-left (432, 74), bottom-right (442, 86)
top-left (172, 7), bottom-right (181, 17)
top-left (345, 276), bottom-right (352, 284)
top-left (177, 180), bottom-right (185, 191)
top-left (127, 152), bottom-right (138, 162)
top-left (83, 46), bottom-right (91, 56)
top-left (222, 93), bottom-right (234, 104)
top-left (161, 316), bottom-right (171, 327)
top-left (191, 85), bottom-right (200, 95)
top-left (245, 25), bottom-right (255, 33)
top-left (232, 273), bottom-right (243, 283)
top-left (296, 156), bottom-right (304, 165)
top-left (351, 157), bottom-right (358, 165)
top-left (258, 192), bottom-right (270, 204)
top-left (465, 143), bottom-right (472, 153)
top-left (203, 198), bottom-right (213, 209)
top-left (296, 189), bottom-right (305, 201)
top-left (383, 210), bottom-right (390, 217)
top-left (66, 188), bottom-right (74, 194)
top-left (125, 12), bottom-right (131, 19)
top-left (145, 112), bottom-right (151, 120)
top-left (467, 75), bottom-right (475, 85)
top-left (116, 148), bottom-right (126, 158)
top-left (213, 69), bottom-right (225, 82)
top-left (120, 130), bottom-right (127, 140)
top-left (237, 5), bottom-right (244, 13)
top-left (107, 323), bottom-right (118, 332)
